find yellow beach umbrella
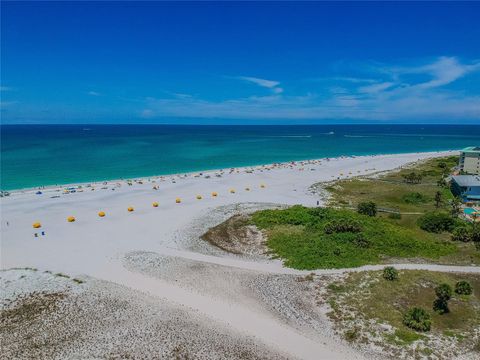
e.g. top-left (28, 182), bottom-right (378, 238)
top-left (67, 216), bottom-right (76, 222)
top-left (127, 207), bottom-right (134, 212)
top-left (211, 192), bottom-right (218, 197)
top-left (229, 188), bottom-right (236, 193)
top-left (196, 195), bottom-right (203, 200)
top-left (260, 184), bottom-right (266, 188)
top-left (32, 222), bottom-right (41, 229)
top-left (245, 187), bottom-right (250, 191)
top-left (152, 202), bottom-right (159, 207)
top-left (98, 211), bottom-right (105, 217)
top-left (176, 198), bottom-right (181, 203)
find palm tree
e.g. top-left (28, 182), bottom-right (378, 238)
top-left (434, 191), bottom-right (442, 208)
top-left (449, 196), bottom-right (462, 218)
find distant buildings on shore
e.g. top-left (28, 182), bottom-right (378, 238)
top-left (459, 147), bottom-right (480, 175)
top-left (451, 147), bottom-right (480, 202)
top-left (451, 175), bottom-right (480, 202)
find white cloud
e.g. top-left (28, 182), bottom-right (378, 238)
top-left (139, 58), bottom-right (480, 121)
top-left (0, 86), bottom-right (13, 91)
top-left (237, 76), bottom-right (280, 88)
top-left (312, 77), bottom-right (378, 84)
top-left (358, 82), bottom-right (395, 94)
top-left (390, 56), bottom-right (480, 90)
top-left (236, 76), bottom-right (284, 94)
top-left (6, 57), bottom-right (478, 122)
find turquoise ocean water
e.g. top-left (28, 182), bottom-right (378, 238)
top-left (1, 125), bottom-right (479, 190)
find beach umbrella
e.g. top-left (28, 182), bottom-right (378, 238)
top-left (196, 195), bottom-right (203, 200)
top-left (127, 207), bottom-right (134, 212)
top-left (152, 202), bottom-right (159, 207)
top-left (245, 187), bottom-right (251, 191)
top-left (211, 192), bottom-right (218, 197)
top-left (260, 184), bottom-right (266, 188)
top-left (32, 222), bottom-right (41, 229)
top-left (98, 211), bottom-right (105, 217)
top-left (230, 189), bottom-right (236, 193)
top-left (176, 198), bottom-right (181, 203)
top-left (67, 216), bottom-right (76, 222)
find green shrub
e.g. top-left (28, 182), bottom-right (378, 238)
top-left (455, 281), bottom-right (473, 295)
top-left (438, 161), bottom-right (447, 170)
top-left (353, 233), bottom-right (370, 248)
top-left (324, 219), bottom-right (362, 234)
top-left (402, 172), bottom-right (423, 184)
top-left (403, 307), bottom-right (431, 332)
top-left (251, 205), bottom-right (321, 227)
top-left (417, 212), bottom-right (455, 233)
top-left (472, 229), bottom-right (480, 244)
top-left (357, 201), bottom-right (377, 217)
top-left (433, 283), bottom-right (453, 314)
top-left (451, 227), bottom-right (472, 242)
top-left (435, 283), bottom-right (453, 301)
top-left (383, 266), bottom-right (399, 281)
top-left (433, 298), bottom-right (450, 314)
top-left (251, 206), bottom-right (456, 269)
top-left (402, 192), bottom-right (428, 204)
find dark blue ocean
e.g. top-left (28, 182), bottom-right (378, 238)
top-left (1, 125), bottom-right (479, 190)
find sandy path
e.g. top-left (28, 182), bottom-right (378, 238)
top-left (95, 259), bottom-right (363, 360)
top-left (144, 246), bottom-right (480, 275)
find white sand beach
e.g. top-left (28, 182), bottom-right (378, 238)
top-left (4, 150), bottom-right (477, 359)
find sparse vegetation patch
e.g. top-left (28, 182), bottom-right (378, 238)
top-left (324, 270), bottom-right (480, 359)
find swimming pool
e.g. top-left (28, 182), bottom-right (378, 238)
top-left (464, 208), bottom-right (478, 215)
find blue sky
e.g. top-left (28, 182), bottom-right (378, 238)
top-left (1, 1), bottom-right (480, 124)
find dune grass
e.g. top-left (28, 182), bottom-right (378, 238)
top-left (326, 270), bottom-right (480, 342)
top-left (325, 156), bottom-right (458, 217)
top-left (251, 206), bottom-right (456, 269)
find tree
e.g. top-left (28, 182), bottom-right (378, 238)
top-left (402, 172), bottom-right (423, 184)
top-left (435, 283), bottom-right (453, 300)
top-left (451, 227), bottom-right (472, 242)
top-left (437, 177), bottom-right (447, 188)
top-left (471, 226), bottom-right (480, 250)
top-left (455, 281), bottom-right (473, 295)
top-left (438, 161), bottom-right (447, 170)
top-left (438, 161), bottom-right (449, 176)
top-left (433, 283), bottom-right (452, 314)
top-left (383, 266), bottom-right (399, 281)
top-left (403, 307), bottom-right (431, 331)
top-left (357, 201), bottom-right (377, 217)
top-left (434, 191), bottom-right (442, 208)
top-left (450, 196), bottom-right (462, 218)
top-left (417, 212), bottom-right (455, 233)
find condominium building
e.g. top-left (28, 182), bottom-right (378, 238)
top-left (459, 147), bottom-right (480, 175)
